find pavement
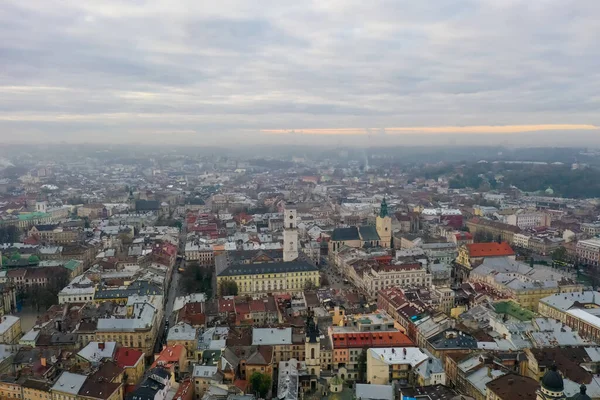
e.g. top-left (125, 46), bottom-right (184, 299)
top-left (320, 257), bottom-right (353, 290)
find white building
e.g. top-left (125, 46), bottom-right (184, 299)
top-left (184, 242), bottom-right (214, 266)
top-left (283, 206), bottom-right (299, 262)
top-left (58, 275), bottom-right (96, 304)
top-left (512, 233), bottom-right (531, 249)
top-left (577, 238), bottom-right (600, 266)
top-left (581, 223), bottom-right (600, 236)
top-left (505, 210), bottom-right (551, 230)
top-left (360, 263), bottom-right (432, 293)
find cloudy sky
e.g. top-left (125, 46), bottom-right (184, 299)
top-left (1, 0), bottom-right (599, 145)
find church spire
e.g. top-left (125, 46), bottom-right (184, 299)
top-left (379, 197), bottom-right (388, 218)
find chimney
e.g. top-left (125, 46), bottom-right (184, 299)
top-left (487, 367), bottom-right (492, 378)
top-left (41, 358), bottom-right (47, 367)
top-left (508, 378), bottom-right (514, 385)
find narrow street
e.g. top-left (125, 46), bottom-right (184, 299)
top-left (153, 221), bottom-right (187, 353)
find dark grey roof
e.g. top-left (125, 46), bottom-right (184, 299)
top-left (34, 224), bottom-right (58, 231)
top-left (218, 260), bottom-right (318, 277)
top-left (570, 384), bottom-right (592, 400)
top-left (331, 227), bottom-right (360, 241)
top-left (542, 365), bottom-right (564, 392)
top-left (228, 249), bottom-right (283, 263)
top-left (428, 329), bottom-right (478, 350)
top-left (135, 200), bottom-right (160, 211)
top-left (359, 226), bottom-right (380, 241)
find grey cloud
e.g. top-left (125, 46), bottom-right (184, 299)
top-left (0, 0), bottom-right (599, 144)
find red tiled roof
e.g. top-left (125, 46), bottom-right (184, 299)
top-left (151, 345), bottom-right (185, 368)
top-left (234, 379), bottom-right (249, 392)
top-left (332, 331), bottom-right (413, 349)
top-left (114, 347), bottom-right (144, 368)
top-left (466, 242), bottom-right (515, 257)
top-left (219, 298), bottom-right (235, 313)
top-left (455, 232), bottom-right (473, 240)
top-left (249, 299), bottom-right (266, 312)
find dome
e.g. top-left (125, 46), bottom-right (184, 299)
top-left (541, 365), bottom-right (564, 392)
top-left (570, 384), bottom-right (592, 400)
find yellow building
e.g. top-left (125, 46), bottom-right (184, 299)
top-left (366, 347), bottom-right (429, 385)
top-left (0, 315), bottom-right (22, 344)
top-left (95, 301), bottom-right (161, 356)
top-left (50, 372), bottom-right (87, 400)
top-left (0, 376), bottom-right (22, 400)
top-left (216, 260), bottom-right (319, 296)
top-left (167, 323), bottom-right (198, 359)
top-left (22, 379), bottom-right (52, 400)
top-left (114, 347), bottom-right (146, 386)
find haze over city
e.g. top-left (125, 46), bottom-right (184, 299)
top-left (1, 0), bottom-right (599, 145)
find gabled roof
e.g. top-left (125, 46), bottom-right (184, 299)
top-left (466, 242), bottom-right (515, 257)
top-left (358, 226), bottom-right (380, 241)
top-left (114, 347), bottom-right (144, 368)
top-left (331, 227), bottom-right (360, 241)
top-left (218, 260), bottom-right (318, 277)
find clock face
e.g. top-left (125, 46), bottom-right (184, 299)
top-left (289, 215), bottom-right (294, 219)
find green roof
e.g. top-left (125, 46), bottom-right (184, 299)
top-left (358, 225), bottom-right (380, 241)
top-left (494, 301), bottom-right (534, 321)
top-left (331, 227), bottom-right (360, 241)
top-left (64, 260), bottom-right (81, 271)
top-left (18, 212), bottom-right (51, 221)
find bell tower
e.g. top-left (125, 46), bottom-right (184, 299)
top-left (283, 205), bottom-right (298, 262)
top-left (376, 197), bottom-right (392, 248)
top-left (305, 313), bottom-right (321, 378)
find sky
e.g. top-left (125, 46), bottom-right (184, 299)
top-left (0, 0), bottom-right (599, 146)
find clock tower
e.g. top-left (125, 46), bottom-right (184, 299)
top-left (283, 205), bottom-right (299, 262)
top-left (376, 197), bottom-right (392, 248)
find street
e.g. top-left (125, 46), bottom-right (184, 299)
top-left (153, 221), bottom-right (187, 353)
top-left (320, 257), bottom-right (353, 290)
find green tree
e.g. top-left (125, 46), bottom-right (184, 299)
top-left (182, 262), bottom-right (213, 297)
top-left (250, 372), bottom-right (271, 398)
top-left (0, 226), bottom-right (20, 244)
top-left (357, 347), bottom-right (368, 383)
top-left (221, 280), bottom-right (238, 296)
top-left (304, 279), bottom-right (316, 291)
top-left (551, 246), bottom-right (567, 262)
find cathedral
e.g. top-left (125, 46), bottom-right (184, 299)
top-left (537, 365), bottom-right (591, 400)
top-left (328, 198), bottom-right (392, 253)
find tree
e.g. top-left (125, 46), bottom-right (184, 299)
top-left (320, 273), bottom-right (330, 286)
top-left (304, 279), bottom-right (316, 291)
top-left (221, 280), bottom-right (238, 296)
top-left (357, 347), bottom-right (368, 383)
top-left (552, 246), bottom-right (567, 262)
top-left (0, 226), bottom-right (20, 244)
top-left (250, 372), bottom-right (271, 398)
top-left (181, 262), bottom-right (213, 297)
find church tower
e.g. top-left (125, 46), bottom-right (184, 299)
top-left (283, 205), bottom-right (299, 262)
top-left (305, 313), bottom-right (321, 378)
top-left (536, 365), bottom-right (566, 400)
top-left (376, 197), bottom-right (392, 248)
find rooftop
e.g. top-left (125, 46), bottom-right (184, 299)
top-left (218, 260), bottom-right (318, 277)
top-left (466, 242), bottom-right (515, 257)
top-left (252, 327), bottom-right (292, 345)
top-left (486, 373), bottom-right (539, 400)
top-left (51, 372), bottom-right (87, 395)
top-left (368, 347), bottom-right (428, 367)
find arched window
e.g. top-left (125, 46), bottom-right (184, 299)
top-left (311, 348), bottom-right (315, 359)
